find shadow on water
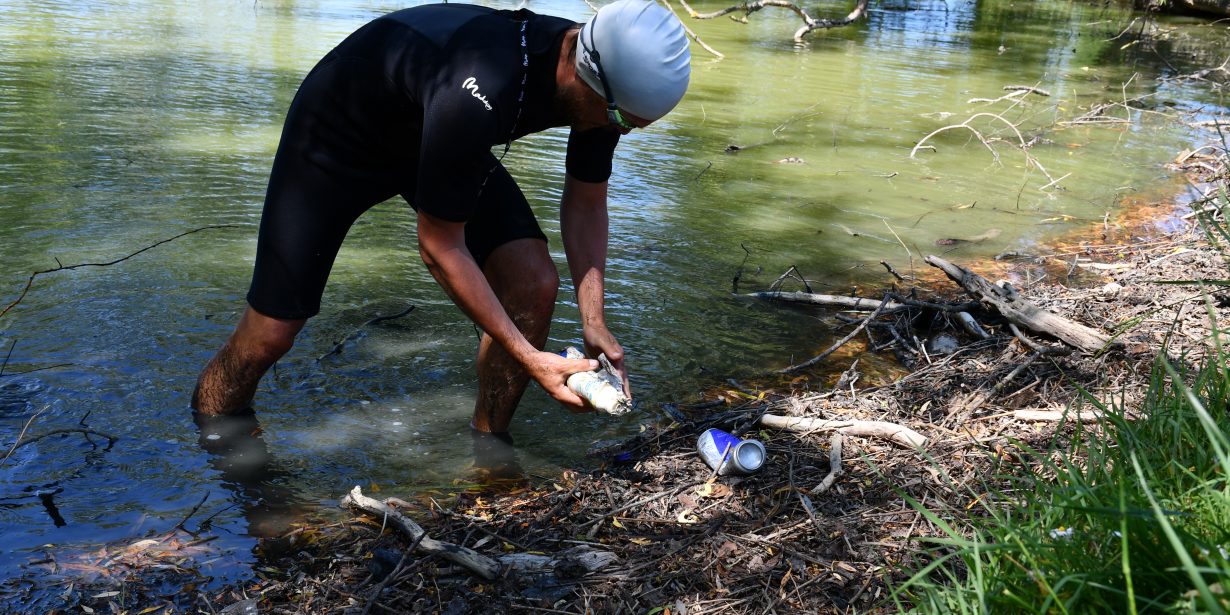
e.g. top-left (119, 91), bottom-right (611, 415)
top-left (191, 410), bottom-right (306, 539)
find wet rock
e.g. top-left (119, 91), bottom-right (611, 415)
top-left (220, 599), bottom-right (258, 615)
top-left (365, 547), bottom-right (403, 582)
top-left (926, 333), bottom-right (961, 355)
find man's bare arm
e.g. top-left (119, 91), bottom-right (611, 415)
top-left (559, 174), bottom-right (630, 397)
top-left (416, 210), bottom-right (596, 409)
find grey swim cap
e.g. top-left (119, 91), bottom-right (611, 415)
top-left (575, 0), bottom-right (691, 122)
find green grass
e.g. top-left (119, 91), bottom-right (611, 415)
top-left (891, 187), bottom-right (1230, 613)
top-left (892, 354), bottom-right (1230, 613)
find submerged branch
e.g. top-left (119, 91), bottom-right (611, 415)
top-left (1, 224), bottom-right (243, 320)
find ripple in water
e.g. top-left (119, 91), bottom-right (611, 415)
top-left (0, 378), bottom-right (41, 418)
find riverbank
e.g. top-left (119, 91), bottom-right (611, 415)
top-left (117, 150), bottom-right (1221, 614)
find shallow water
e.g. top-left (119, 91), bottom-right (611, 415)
top-left (0, 0), bottom-right (1226, 598)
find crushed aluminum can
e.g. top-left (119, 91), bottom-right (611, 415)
top-left (696, 428), bottom-right (766, 475)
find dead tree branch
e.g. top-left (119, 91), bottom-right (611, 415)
top-left (759, 413), bottom-right (927, 448)
top-left (2, 427), bottom-right (119, 464)
top-left (660, 0), bottom-right (725, 58)
top-left (812, 433), bottom-right (844, 494)
top-left (910, 111), bottom-right (1056, 184)
top-left (924, 255), bottom-right (1118, 354)
top-left (678, 0), bottom-right (869, 42)
top-left (317, 305), bottom-right (416, 362)
top-left (341, 486), bottom-right (617, 581)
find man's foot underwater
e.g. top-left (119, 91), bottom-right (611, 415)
top-left (193, 409), bottom-right (302, 537)
top-left (469, 428), bottom-right (526, 483)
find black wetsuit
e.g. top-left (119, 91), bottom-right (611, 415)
top-left (247, 4), bottom-right (620, 320)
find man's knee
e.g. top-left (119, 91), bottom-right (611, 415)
top-left (520, 262), bottom-right (560, 314)
top-left (486, 239), bottom-right (559, 321)
top-left (234, 307), bottom-right (305, 364)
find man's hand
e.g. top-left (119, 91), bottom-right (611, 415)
top-left (524, 351), bottom-right (601, 412)
top-left (583, 324), bottom-right (630, 399)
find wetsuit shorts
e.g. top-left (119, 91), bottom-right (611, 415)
top-left (245, 118), bottom-right (547, 321)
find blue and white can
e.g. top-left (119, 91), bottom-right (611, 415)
top-left (696, 428), bottom-right (766, 475)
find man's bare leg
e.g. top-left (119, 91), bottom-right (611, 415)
top-left (192, 306), bottom-right (306, 416)
top-left (471, 238), bottom-right (560, 433)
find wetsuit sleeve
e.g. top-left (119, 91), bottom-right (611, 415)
top-left (566, 128), bottom-right (620, 183)
top-left (415, 81), bottom-right (506, 223)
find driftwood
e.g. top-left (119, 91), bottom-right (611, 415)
top-left (924, 255), bottom-right (1118, 354)
top-left (341, 486), bottom-right (617, 581)
top-left (759, 413), bottom-right (926, 448)
top-left (747, 291), bottom-right (906, 311)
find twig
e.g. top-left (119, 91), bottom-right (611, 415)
top-left (174, 493), bottom-right (210, 534)
top-left (343, 486), bottom-right (501, 579)
top-left (2, 427), bottom-right (119, 464)
top-left (767, 265), bottom-right (814, 294)
top-left (1003, 85), bottom-right (1051, 96)
top-left (0, 407), bottom-right (47, 465)
top-left (360, 535), bottom-right (422, 615)
top-left (317, 305), bottom-right (416, 361)
top-left (778, 295), bottom-right (891, 374)
top-left (882, 220), bottom-right (916, 275)
top-left (1013, 409), bottom-right (1111, 422)
top-left (577, 481), bottom-right (703, 529)
top-left (812, 434), bottom-right (844, 494)
top-left (910, 112), bottom-right (1055, 183)
top-left (345, 486), bottom-right (619, 581)
top-left (0, 364), bottom-right (74, 377)
top-left (679, 0), bottom-right (869, 42)
top-left (1, 225), bottom-right (243, 320)
top-left (880, 260), bottom-right (906, 282)
top-left (0, 339), bottom-right (14, 376)
top-left (749, 291), bottom-right (905, 312)
top-left (659, 0), bottom-right (724, 58)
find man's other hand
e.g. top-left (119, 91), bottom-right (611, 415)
top-left (583, 325), bottom-right (630, 399)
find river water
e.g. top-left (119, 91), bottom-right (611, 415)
top-left (0, 0), bottom-right (1226, 598)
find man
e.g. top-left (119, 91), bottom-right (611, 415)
top-left (191, 0), bottom-right (692, 441)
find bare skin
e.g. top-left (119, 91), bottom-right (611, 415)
top-left (192, 308), bottom-right (304, 415)
top-left (193, 26), bottom-right (648, 425)
top-left (471, 238), bottom-right (560, 433)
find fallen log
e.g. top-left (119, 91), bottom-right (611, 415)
top-left (746, 291), bottom-right (906, 311)
top-left (924, 255), bottom-right (1117, 354)
top-left (340, 486), bottom-right (617, 580)
top-left (759, 414), bottom-right (926, 448)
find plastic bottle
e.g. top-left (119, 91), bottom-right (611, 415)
top-left (696, 428), bottom-right (766, 475)
top-left (562, 347), bottom-right (632, 416)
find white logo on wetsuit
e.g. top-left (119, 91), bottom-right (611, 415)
top-left (461, 77), bottom-right (493, 111)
